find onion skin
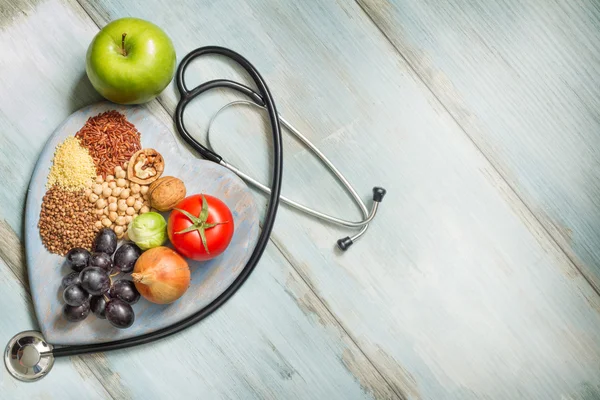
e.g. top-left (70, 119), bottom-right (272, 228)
top-left (131, 247), bottom-right (190, 304)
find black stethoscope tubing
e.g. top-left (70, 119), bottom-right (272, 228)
top-left (51, 46), bottom-right (282, 357)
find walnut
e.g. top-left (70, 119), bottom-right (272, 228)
top-left (148, 176), bottom-right (187, 211)
top-left (127, 149), bottom-right (165, 185)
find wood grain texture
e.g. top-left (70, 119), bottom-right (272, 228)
top-left (0, 0), bottom-right (398, 398)
top-left (77, 0), bottom-right (600, 399)
top-left (0, 256), bottom-right (113, 399)
top-left (357, 0), bottom-right (600, 291)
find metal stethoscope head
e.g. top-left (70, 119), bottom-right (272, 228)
top-left (206, 100), bottom-right (386, 251)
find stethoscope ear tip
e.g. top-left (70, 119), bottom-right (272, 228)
top-left (337, 236), bottom-right (353, 251)
top-left (372, 187), bottom-right (387, 203)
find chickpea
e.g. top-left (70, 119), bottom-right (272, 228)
top-left (130, 183), bottom-right (141, 194)
top-left (89, 193), bottom-right (99, 203)
top-left (116, 232), bottom-right (124, 240)
top-left (95, 208), bottom-right (104, 216)
top-left (93, 184), bottom-right (103, 195)
top-left (140, 205), bottom-right (150, 214)
top-left (123, 162), bottom-right (129, 168)
top-left (114, 225), bottom-right (124, 235)
top-left (102, 181), bottom-right (109, 189)
top-left (126, 207), bottom-right (135, 216)
top-left (125, 215), bottom-right (133, 224)
top-left (108, 203), bottom-right (118, 212)
top-left (120, 188), bottom-right (131, 199)
top-left (102, 218), bottom-right (111, 227)
top-left (124, 180), bottom-right (130, 188)
top-left (133, 200), bottom-right (143, 211)
top-left (140, 185), bottom-right (149, 195)
top-left (95, 176), bottom-right (103, 184)
top-left (118, 170), bottom-right (127, 179)
top-left (116, 178), bottom-right (126, 187)
top-left (116, 216), bottom-right (127, 226)
top-left (111, 187), bottom-right (122, 197)
top-left (102, 187), bottom-right (112, 197)
top-left (133, 193), bottom-right (141, 199)
top-left (114, 166), bottom-right (123, 174)
top-left (109, 211), bottom-right (118, 222)
top-left (126, 197), bottom-right (135, 207)
top-left (84, 188), bottom-right (92, 197)
top-left (94, 220), bottom-right (103, 230)
top-left (103, 208), bottom-right (109, 215)
top-left (96, 198), bottom-right (107, 209)
top-left (108, 181), bottom-right (117, 189)
top-left (118, 201), bottom-right (128, 212)
top-left (108, 196), bottom-right (117, 204)
top-left (106, 175), bottom-right (115, 182)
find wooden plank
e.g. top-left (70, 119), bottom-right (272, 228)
top-left (0, 0), bottom-right (398, 398)
top-left (356, 0), bottom-right (600, 291)
top-left (76, 0), bottom-right (600, 398)
top-left (0, 251), bottom-right (112, 398)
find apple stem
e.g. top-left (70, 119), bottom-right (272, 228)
top-left (121, 32), bottom-right (127, 56)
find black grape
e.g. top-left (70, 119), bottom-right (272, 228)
top-left (90, 296), bottom-right (108, 319)
top-left (79, 267), bottom-right (110, 296)
top-left (61, 271), bottom-right (81, 289)
top-left (109, 280), bottom-right (140, 304)
top-left (62, 301), bottom-right (90, 322)
top-left (63, 284), bottom-right (89, 307)
top-left (113, 242), bottom-right (141, 273)
top-left (89, 252), bottom-right (113, 272)
top-left (105, 299), bottom-right (135, 329)
top-left (66, 248), bottom-right (90, 272)
top-left (93, 228), bottom-right (117, 255)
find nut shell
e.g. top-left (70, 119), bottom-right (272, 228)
top-left (148, 177), bottom-right (186, 211)
top-left (127, 148), bottom-right (165, 185)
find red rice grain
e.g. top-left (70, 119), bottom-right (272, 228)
top-left (75, 111), bottom-right (142, 177)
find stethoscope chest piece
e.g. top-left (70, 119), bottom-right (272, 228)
top-left (4, 331), bottom-right (54, 381)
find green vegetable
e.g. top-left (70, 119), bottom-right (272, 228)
top-left (127, 212), bottom-right (167, 250)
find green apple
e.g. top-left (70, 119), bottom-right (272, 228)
top-left (86, 18), bottom-right (176, 104)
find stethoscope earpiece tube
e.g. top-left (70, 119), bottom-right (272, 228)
top-left (337, 187), bottom-right (386, 251)
top-left (50, 46), bottom-right (283, 358)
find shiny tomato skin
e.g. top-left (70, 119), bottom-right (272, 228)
top-left (167, 194), bottom-right (234, 261)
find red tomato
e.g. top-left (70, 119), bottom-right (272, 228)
top-left (167, 194), bottom-right (234, 261)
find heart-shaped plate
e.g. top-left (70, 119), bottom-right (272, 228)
top-left (25, 102), bottom-right (259, 345)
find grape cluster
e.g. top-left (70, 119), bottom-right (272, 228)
top-left (60, 228), bottom-right (142, 329)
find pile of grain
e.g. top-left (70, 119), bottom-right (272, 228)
top-left (75, 111), bottom-right (142, 178)
top-left (46, 137), bottom-right (96, 191)
top-left (39, 186), bottom-right (100, 255)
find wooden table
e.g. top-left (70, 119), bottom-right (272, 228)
top-left (1, 0), bottom-right (599, 398)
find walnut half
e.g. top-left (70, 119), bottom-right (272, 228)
top-left (127, 148), bottom-right (165, 185)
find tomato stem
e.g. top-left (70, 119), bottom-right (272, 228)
top-left (173, 194), bottom-right (229, 254)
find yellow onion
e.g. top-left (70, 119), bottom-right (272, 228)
top-left (131, 246), bottom-right (190, 304)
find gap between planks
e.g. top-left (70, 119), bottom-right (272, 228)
top-left (353, 0), bottom-right (600, 301)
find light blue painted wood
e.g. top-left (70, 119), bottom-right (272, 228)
top-left (0, 0), bottom-right (399, 398)
top-left (75, 0), bottom-right (600, 399)
top-left (0, 257), bottom-right (113, 399)
top-left (27, 102), bottom-right (259, 345)
top-left (357, 0), bottom-right (600, 291)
